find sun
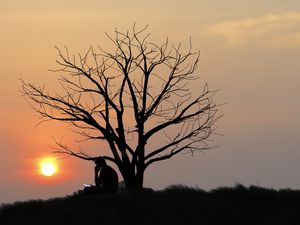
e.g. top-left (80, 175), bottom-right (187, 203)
top-left (39, 158), bottom-right (57, 177)
top-left (41, 163), bottom-right (56, 176)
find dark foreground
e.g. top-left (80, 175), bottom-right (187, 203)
top-left (1, 185), bottom-right (300, 225)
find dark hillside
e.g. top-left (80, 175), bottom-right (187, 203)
top-left (1, 185), bottom-right (300, 225)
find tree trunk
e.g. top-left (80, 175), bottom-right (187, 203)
top-left (135, 168), bottom-right (144, 189)
top-left (119, 164), bottom-right (144, 190)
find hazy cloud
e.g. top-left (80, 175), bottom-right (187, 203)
top-left (206, 12), bottom-right (300, 47)
top-left (272, 32), bottom-right (300, 48)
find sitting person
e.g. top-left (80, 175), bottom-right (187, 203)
top-left (83, 157), bottom-right (119, 194)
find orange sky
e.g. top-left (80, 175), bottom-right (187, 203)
top-left (1, 0), bottom-right (300, 203)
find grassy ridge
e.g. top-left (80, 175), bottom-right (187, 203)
top-left (1, 185), bottom-right (300, 224)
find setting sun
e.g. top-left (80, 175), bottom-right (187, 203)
top-left (39, 158), bottom-right (58, 177)
top-left (41, 163), bottom-right (56, 176)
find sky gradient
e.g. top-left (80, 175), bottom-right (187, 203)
top-left (1, 0), bottom-right (300, 203)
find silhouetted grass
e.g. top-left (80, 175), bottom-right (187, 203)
top-left (1, 184), bottom-right (300, 224)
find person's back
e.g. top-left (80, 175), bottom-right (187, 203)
top-left (99, 165), bottom-right (119, 193)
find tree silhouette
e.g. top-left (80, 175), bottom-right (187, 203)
top-left (22, 25), bottom-right (221, 189)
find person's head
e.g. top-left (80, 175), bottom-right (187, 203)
top-left (94, 157), bottom-right (106, 168)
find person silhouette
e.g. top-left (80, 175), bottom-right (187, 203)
top-left (83, 157), bottom-right (119, 194)
top-left (94, 157), bottom-right (119, 193)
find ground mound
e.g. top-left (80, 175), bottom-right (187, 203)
top-left (1, 185), bottom-right (300, 224)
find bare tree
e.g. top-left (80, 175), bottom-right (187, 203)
top-left (22, 25), bottom-right (221, 189)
